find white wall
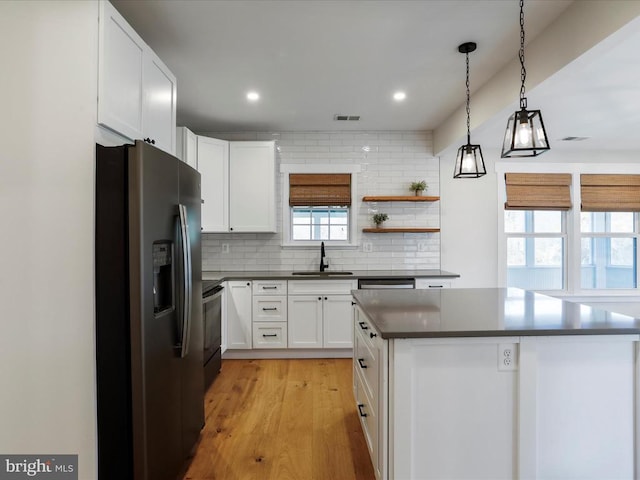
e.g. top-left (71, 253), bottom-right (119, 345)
top-left (199, 131), bottom-right (441, 272)
top-left (0, 2), bottom-right (98, 478)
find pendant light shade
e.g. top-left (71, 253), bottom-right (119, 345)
top-left (501, 0), bottom-right (550, 158)
top-left (454, 42), bottom-right (486, 179)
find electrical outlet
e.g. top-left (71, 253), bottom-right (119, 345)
top-left (222, 244), bottom-right (229, 254)
top-left (498, 344), bottom-right (517, 371)
top-left (363, 242), bottom-right (372, 253)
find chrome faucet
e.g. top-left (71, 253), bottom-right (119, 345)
top-left (319, 241), bottom-right (328, 272)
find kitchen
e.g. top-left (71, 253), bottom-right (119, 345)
top-left (3, 1), bottom-right (640, 480)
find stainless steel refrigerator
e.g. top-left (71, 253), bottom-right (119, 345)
top-left (95, 140), bottom-right (204, 480)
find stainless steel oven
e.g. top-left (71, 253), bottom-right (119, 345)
top-left (202, 282), bottom-right (223, 391)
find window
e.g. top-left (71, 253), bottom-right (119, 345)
top-left (500, 169), bottom-right (640, 294)
top-left (280, 165), bottom-right (360, 247)
top-left (580, 212), bottom-right (638, 289)
top-left (505, 210), bottom-right (566, 290)
top-left (292, 206), bottom-right (349, 241)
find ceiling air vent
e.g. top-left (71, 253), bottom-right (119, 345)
top-left (334, 114), bottom-right (361, 121)
top-left (561, 136), bottom-right (590, 142)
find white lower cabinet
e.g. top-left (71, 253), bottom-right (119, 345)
top-left (415, 278), bottom-right (454, 289)
top-left (225, 281), bottom-right (252, 349)
top-left (288, 280), bottom-right (356, 349)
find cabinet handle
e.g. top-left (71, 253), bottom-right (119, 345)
top-left (324, 297), bottom-right (328, 300)
top-left (429, 285), bottom-right (444, 288)
top-left (357, 358), bottom-right (367, 369)
top-left (230, 227), bottom-right (234, 231)
top-left (262, 307), bottom-right (278, 311)
top-left (262, 334), bottom-right (278, 337)
top-left (351, 301), bottom-right (356, 306)
top-left (357, 404), bottom-right (368, 417)
top-left (262, 286), bottom-right (278, 290)
top-left (318, 297), bottom-right (322, 301)
top-left (358, 321), bottom-right (368, 330)
top-left (246, 282), bottom-right (250, 286)
top-left (370, 332), bottom-right (378, 339)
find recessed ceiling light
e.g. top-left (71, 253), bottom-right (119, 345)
top-left (247, 91), bottom-right (260, 102)
top-left (393, 91), bottom-right (406, 101)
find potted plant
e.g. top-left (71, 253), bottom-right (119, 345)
top-left (410, 180), bottom-right (427, 196)
top-left (372, 213), bottom-right (388, 228)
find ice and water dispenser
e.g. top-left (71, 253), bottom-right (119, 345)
top-left (153, 242), bottom-right (173, 314)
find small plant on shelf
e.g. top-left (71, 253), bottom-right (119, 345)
top-left (409, 180), bottom-right (427, 196)
top-left (372, 213), bottom-right (389, 227)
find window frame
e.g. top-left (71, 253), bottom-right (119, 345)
top-left (280, 164), bottom-right (360, 247)
top-left (497, 162), bottom-right (640, 297)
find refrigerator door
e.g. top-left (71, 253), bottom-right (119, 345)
top-left (128, 141), bottom-right (183, 480)
top-left (179, 160), bottom-right (205, 457)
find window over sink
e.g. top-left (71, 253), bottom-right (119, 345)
top-left (280, 164), bottom-right (360, 247)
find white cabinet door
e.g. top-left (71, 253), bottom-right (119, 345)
top-left (198, 136), bottom-right (229, 232)
top-left (142, 50), bottom-right (177, 154)
top-left (176, 126), bottom-right (197, 169)
top-left (98, 0), bottom-right (177, 155)
top-left (98, 0), bottom-right (144, 142)
top-left (226, 281), bottom-right (252, 349)
top-left (323, 295), bottom-right (354, 348)
top-left (229, 141), bottom-right (276, 232)
top-left (288, 295), bottom-right (323, 348)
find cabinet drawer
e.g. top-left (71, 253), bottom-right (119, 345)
top-left (355, 329), bottom-right (379, 402)
top-left (253, 280), bottom-right (287, 295)
top-left (288, 280), bottom-right (356, 295)
top-left (354, 368), bottom-right (378, 465)
top-left (355, 312), bottom-right (380, 351)
top-left (415, 279), bottom-right (453, 289)
top-left (252, 296), bottom-right (287, 322)
top-left (252, 322), bottom-right (287, 348)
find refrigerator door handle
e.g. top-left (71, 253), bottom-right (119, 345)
top-left (178, 204), bottom-right (193, 358)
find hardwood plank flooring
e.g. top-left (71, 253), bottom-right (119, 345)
top-left (183, 358), bottom-right (375, 480)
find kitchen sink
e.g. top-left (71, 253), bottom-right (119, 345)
top-left (291, 271), bottom-right (353, 276)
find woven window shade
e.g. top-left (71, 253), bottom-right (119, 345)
top-left (504, 173), bottom-right (572, 210)
top-left (581, 174), bottom-right (640, 212)
top-left (289, 174), bottom-right (351, 206)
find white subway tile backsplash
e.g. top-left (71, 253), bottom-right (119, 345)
top-left (198, 130), bottom-right (439, 272)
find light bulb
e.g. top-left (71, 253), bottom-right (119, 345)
top-left (515, 121), bottom-right (532, 148)
top-left (461, 148), bottom-right (475, 173)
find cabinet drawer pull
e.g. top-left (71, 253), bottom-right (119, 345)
top-left (429, 285), bottom-right (444, 288)
top-left (262, 286), bottom-right (278, 290)
top-left (358, 321), bottom-right (369, 330)
top-left (262, 333), bottom-right (278, 337)
top-left (262, 307), bottom-right (278, 311)
top-left (351, 301), bottom-right (356, 306)
top-left (370, 332), bottom-right (378, 339)
top-left (357, 404), bottom-right (368, 417)
top-left (357, 358), bottom-right (367, 369)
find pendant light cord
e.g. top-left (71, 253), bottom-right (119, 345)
top-left (465, 50), bottom-right (471, 144)
top-left (519, 0), bottom-right (527, 109)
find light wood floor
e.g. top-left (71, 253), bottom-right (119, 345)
top-left (183, 358), bottom-right (375, 480)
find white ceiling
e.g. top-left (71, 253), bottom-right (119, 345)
top-left (111, 0), bottom-right (640, 153)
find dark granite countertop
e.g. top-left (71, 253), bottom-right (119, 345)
top-left (352, 288), bottom-right (640, 339)
top-left (202, 269), bottom-right (459, 285)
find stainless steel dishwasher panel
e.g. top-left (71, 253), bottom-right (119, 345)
top-left (357, 278), bottom-right (415, 289)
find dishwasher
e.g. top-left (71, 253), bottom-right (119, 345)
top-left (358, 278), bottom-right (415, 289)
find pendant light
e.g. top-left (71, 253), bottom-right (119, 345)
top-left (501, 0), bottom-right (550, 158)
top-left (454, 42), bottom-right (486, 179)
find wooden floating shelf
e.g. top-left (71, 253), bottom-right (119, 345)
top-left (362, 228), bottom-right (440, 233)
top-left (362, 195), bottom-right (440, 202)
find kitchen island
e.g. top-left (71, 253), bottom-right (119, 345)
top-left (351, 288), bottom-right (640, 480)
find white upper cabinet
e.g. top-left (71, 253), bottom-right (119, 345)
top-left (176, 126), bottom-right (198, 169)
top-left (229, 141), bottom-right (276, 233)
top-left (198, 136), bottom-right (229, 233)
top-left (98, 1), bottom-right (177, 155)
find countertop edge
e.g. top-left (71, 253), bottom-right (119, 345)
top-left (203, 270), bottom-right (460, 284)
